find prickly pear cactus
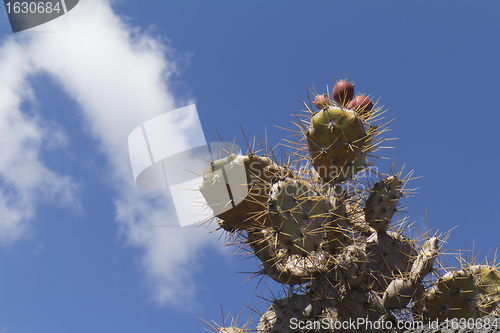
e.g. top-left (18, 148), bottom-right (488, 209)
top-left (267, 178), bottom-right (349, 255)
top-left (420, 269), bottom-right (479, 321)
top-left (306, 106), bottom-right (367, 182)
top-left (199, 77), bottom-right (499, 332)
top-left (200, 153), bottom-right (291, 231)
top-left (472, 265), bottom-right (500, 316)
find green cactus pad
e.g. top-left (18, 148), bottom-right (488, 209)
top-left (268, 178), bottom-right (349, 255)
top-left (306, 106), bottom-right (367, 182)
top-left (423, 270), bottom-right (479, 321)
top-left (364, 231), bottom-right (417, 291)
top-left (364, 175), bottom-right (402, 233)
top-left (470, 265), bottom-right (500, 316)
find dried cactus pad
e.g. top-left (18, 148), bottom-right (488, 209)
top-left (268, 178), bottom-right (348, 255)
top-left (200, 153), bottom-right (288, 230)
top-left (364, 175), bottom-right (402, 233)
top-left (306, 106), bottom-right (367, 182)
top-left (423, 270), bottom-right (479, 321)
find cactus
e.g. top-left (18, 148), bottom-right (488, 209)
top-left (364, 175), bottom-right (403, 233)
top-left (305, 106), bottom-right (368, 182)
top-left (413, 264), bottom-right (500, 322)
top-left (267, 178), bottom-right (349, 255)
top-left (332, 80), bottom-right (355, 107)
top-left (200, 153), bottom-right (291, 231)
top-left (420, 269), bottom-right (479, 321)
top-left (471, 264), bottom-right (500, 315)
top-left (198, 78), bottom-right (499, 332)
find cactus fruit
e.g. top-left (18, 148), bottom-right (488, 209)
top-left (364, 176), bottom-right (403, 233)
top-left (313, 94), bottom-right (330, 110)
top-left (332, 80), bottom-right (355, 107)
top-left (306, 106), bottom-right (367, 182)
top-left (347, 94), bottom-right (374, 115)
top-left (197, 77), bottom-right (499, 332)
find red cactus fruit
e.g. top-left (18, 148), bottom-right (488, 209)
top-left (313, 94), bottom-right (330, 110)
top-left (332, 80), bottom-right (354, 106)
top-left (347, 94), bottom-right (374, 114)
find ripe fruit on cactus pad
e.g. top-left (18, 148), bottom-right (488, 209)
top-left (332, 80), bottom-right (354, 107)
top-left (200, 153), bottom-right (289, 230)
top-left (306, 106), bottom-right (367, 182)
top-left (347, 94), bottom-right (374, 115)
top-left (313, 94), bottom-right (330, 109)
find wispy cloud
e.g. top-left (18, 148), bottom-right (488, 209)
top-left (0, 37), bottom-right (78, 243)
top-left (0, 0), bottom-right (222, 307)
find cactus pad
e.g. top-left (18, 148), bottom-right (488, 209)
top-left (268, 178), bottom-right (349, 255)
top-left (200, 153), bottom-right (289, 230)
top-left (364, 231), bottom-right (416, 291)
top-left (470, 265), bottom-right (500, 316)
top-left (423, 269), bottom-right (479, 321)
top-left (306, 106), bottom-right (367, 182)
top-left (364, 175), bottom-right (403, 233)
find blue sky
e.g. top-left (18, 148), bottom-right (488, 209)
top-left (0, 1), bottom-right (499, 332)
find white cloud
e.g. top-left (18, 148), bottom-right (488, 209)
top-left (0, 38), bottom-right (78, 244)
top-left (0, 0), bottom-right (223, 307)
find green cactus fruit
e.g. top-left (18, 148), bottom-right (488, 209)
top-left (423, 269), bottom-right (479, 321)
top-left (364, 175), bottom-right (403, 233)
top-left (200, 153), bottom-right (290, 231)
top-left (306, 106), bottom-right (367, 182)
top-left (267, 178), bottom-right (349, 256)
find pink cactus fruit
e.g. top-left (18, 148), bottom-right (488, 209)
top-left (313, 94), bottom-right (330, 110)
top-left (347, 94), bottom-right (374, 115)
